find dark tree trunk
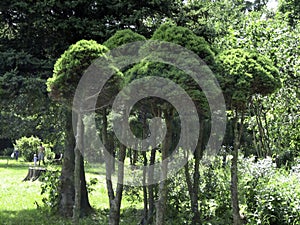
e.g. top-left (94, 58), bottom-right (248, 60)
top-left (142, 151), bottom-right (148, 224)
top-left (155, 110), bottom-right (172, 225)
top-left (184, 119), bottom-right (204, 225)
top-left (23, 167), bottom-right (46, 181)
top-left (107, 144), bottom-right (126, 225)
top-left (73, 112), bottom-right (83, 223)
top-left (102, 108), bottom-right (126, 225)
top-left (59, 109), bottom-right (91, 218)
top-left (230, 110), bottom-right (244, 225)
top-left (148, 148), bottom-right (157, 224)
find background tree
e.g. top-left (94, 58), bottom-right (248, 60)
top-left (279, 0), bottom-right (300, 27)
top-left (123, 23), bottom-right (217, 224)
top-left (0, 0), bottom-right (182, 146)
top-left (101, 29), bottom-right (146, 225)
top-left (216, 11), bottom-right (300, 162)
top-left (216, 48), bottom-right (280, 225)
top-left (47, 39), bottom-right (108, 217)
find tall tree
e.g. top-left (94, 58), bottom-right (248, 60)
top-left (216, 11), bottom-right (300, 159)
top-left (47, 39), bottom-right (108, 217)
top-left (102, 29), bottom-right (146, 225)
top-left (279, 0), bottom-right (300, 27)
top-left (124, 23), bottom-right (218, 224)
top-left (216, 49), bottom-right (280, 225)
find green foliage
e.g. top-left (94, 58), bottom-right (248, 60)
top-left (151, 23), bottom-right (215, 66)
top-left (47, 40), bottom-right (108, 103)
top-left (124, 24), bottom-right (216, 114)
top-left (103, 29), bottom-right (146, 50)
top-left (216, 13), bottom-right (299, 156)
top-left (40, 169), bottom-right (61, 212)
top-left (167, 169), bottom-right (191, 224)
top-left (216, 49), bottom-right (280, 109)
top-left (0, 0), bottom-right (182, 144)
top-left (241, 157), bottom-right (300, 224)
top-left (15, 136), bottom-right (41, 162)
top-left (40, 169), bottom-right (99, 214)
top-left (86, 177), bottom-right (99, 194)
top-left (279, 0), bottom-right (300, 27)
top-left (198, 158), bottom-right (232, 224)
top-left (175, 0), bottom-right (247, 44)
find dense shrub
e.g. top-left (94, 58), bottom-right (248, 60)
top-left (199, 158), bottom-right (232, 225)
top-left (15, 136), bottom-right (41, 162)
top-left (241, 156), bottom-right (300, 225)
top-left (40, 169), bottom-right (61, 212)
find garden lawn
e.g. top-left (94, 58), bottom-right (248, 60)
top-left (0, 157), bottom-right (141, 225)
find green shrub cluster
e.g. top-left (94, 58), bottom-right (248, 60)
top-left (165, 155), bottom-right (300, 225)
top-left (15, 136), bottom-right (41, 162)
top-left (241, 156), bottom-right (300, 225)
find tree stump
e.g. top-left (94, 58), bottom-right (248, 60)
top-left (23, 167), bottom-right (46, 181)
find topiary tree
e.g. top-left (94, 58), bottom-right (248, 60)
top-left (216, 49), bottom-right (280, 110)
top-left (103, 29), bottom-right (146, 50)
top-left (46, 40), bottom-right (108, 219)
top-left (215, 48), bottom-right (280, 225)
top-left (124, 23), bottom-right (218, 225)
top-left (151, 23), bottom-right (215, 66)
top-left (102, 29), bottom-right (147, 225)
top-left (47, 40), bottom-right (108, 102)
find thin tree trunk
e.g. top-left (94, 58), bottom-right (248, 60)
top-left (253, 96), bottom-right (272, 157)
top-left (108, 144), bottom-right (126, 225)
top-left (155, 110), bottom-right (172, 225)
top-left (142, 151), bottom-right (148, 224)
top-left (230, 110), bottom-right (244, 225)
top-left (102, 108), bottom-right (126, 225)
top-left (148, 148), bottom-right (156, 224)
top-left (141, 109), bottom-right (148, 224)
top-left (73, 112), bottom-right (83, 223)
top-left (184, 119), bottom-right (204, 225)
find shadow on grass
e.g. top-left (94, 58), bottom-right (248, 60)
top-left (0, 207), bottom-right (143, 225)
top-left (0, 157), bottom-right (30, 170)
top-left (0, 208), bottom-right (107, 225)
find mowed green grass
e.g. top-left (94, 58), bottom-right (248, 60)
top-left (0, 157), bottom-right (141, 225)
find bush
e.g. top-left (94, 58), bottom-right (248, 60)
top-left (15, 136), bottom-right (41, 162)
top-left (241, 156), bottom-right (300, 225)
top-left (40, 169), bottom-right (61, 212)
top-left (199, 158), bottom-right (232, 224)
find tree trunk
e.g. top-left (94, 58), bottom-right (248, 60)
top-left (59, 109), bottom-right (91, 218)
top-left (73, 112), bottom-right (83, 223)
top-left (155, 110), bottom-right (172, 225)
top-left (184, 119), bottom-right (204, 225)
top-left (148, 148), bottom-right (157, 224)
top-left (102, 108), bottom-right (126, 225)
top-left (142, 151), bottom-right (148, 224)
top-left (107, 144), bottom-right (126, 225)
top-left (230, 110), bottom-right (244, 225)
top-left (23, 167), bottom-right (46, 181)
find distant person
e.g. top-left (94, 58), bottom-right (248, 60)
top-left (33, 154), bottom-right (38, 166)
top-left (14, 148), bottom-right (19, 161)
top-left (38, 144), bottom-right (45, 166)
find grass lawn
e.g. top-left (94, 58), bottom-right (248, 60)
top-left (0, 157), bottom-right (142, 225)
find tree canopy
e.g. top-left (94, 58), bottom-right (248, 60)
top-left (46, 40), bottom-right (108, 103)
top-left (216, 48), bottom-right (281, 109)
